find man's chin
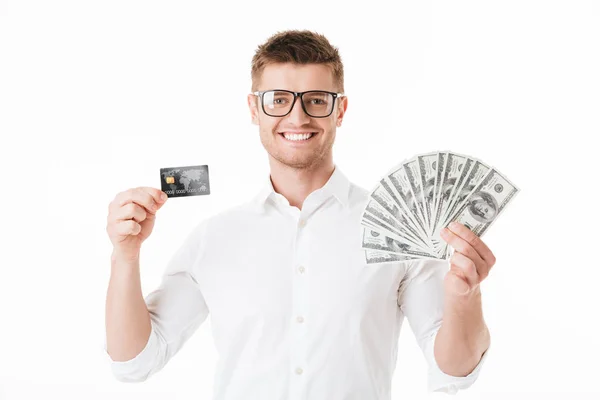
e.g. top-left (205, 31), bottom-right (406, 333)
top-left (272, 154), bottom-right (318, 169)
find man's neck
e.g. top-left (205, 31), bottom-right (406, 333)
top-left (268, 159), bottom-right (335, 210)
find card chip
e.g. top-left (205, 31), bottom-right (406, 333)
top-left (166, 176), bottom-right (175, 184)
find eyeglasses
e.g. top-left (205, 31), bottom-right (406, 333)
top-left (252, 89), bottom-right (345, 118)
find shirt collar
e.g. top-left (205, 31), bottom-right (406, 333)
top-left (253, 165), bottom-right (351, 213)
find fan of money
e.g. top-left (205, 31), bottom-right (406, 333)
top-left (361, 151), bottom-right (519, 265)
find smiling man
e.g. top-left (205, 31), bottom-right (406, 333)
top-left (105, 30), bottom-right (492, 399)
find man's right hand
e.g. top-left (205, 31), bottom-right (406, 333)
top-left (106, 187), bottom-right (168, 261)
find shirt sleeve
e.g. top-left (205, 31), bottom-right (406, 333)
top-left (397, 258), bottom-right (489, 394)
top-left (103, 220), bottom-right (211, 382)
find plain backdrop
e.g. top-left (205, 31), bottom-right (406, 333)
top-left (1, 1), bottom-right (599, 399)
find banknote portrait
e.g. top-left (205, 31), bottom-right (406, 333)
top-left (468, 191), bottom-right (498, 223)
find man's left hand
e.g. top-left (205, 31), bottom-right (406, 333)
top-left (440, 221), bottom-right (497, 296)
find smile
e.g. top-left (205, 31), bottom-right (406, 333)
top-left (279, 132), bottom-right (317, 141)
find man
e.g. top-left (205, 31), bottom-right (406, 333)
top-left (104, 30), bottom-right (494, 399)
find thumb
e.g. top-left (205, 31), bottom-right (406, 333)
top-left (156, 195), bottom-right (168, 210)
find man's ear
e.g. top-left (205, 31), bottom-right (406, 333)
top-left (247, 94), bottom-right (259, 125)
top-left (336, 96), bottom-right (348, 127)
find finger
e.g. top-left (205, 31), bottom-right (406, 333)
top-left (445, 268), bottom-right (471, 295)
top-left (450, 251), bottom-right (480, 287)
top-left (112, 188), bottom-right (160, 215)
top-left (440, 226), bottom-right (486, 267)
top-left (447, 221), bottom-right (496, 267)
top-left (113, 203), bottom-right (147, 223)
top-left (138, 186), bottom-right (168, 205)
top-left (115, 220), bottom-right (141, 236)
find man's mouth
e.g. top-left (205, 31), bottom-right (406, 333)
top-left (278, 131), bottom-right (318, 142)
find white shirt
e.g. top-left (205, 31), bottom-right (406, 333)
top-left (103, 165), bottom-right (488, 399)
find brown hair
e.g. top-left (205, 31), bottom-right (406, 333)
top-left (251, 30), bottom-right (344, 93)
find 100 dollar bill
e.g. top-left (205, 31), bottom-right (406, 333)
top-left (446, 168), bottom-right (519, 238)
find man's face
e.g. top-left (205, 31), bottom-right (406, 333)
top-left (248, 63), bottom-right (347, 170)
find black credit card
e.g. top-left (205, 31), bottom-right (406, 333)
top-left (160, 165), bottom-right (210, 198)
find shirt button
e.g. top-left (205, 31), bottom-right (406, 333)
top-left (298, 265), bottom-right (305, 274)
top-left (298, 219), bottom-right (306, 228)
top-left (296, 316), bottom-right (304, 323)
top-left (295, 367), bottom-right (304, 375)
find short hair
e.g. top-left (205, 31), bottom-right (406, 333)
top-left (250, 30), bottom-right (344, 93)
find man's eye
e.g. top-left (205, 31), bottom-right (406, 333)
top-left (273, 98), bottom-right (288, 104)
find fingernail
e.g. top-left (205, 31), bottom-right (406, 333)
top-left (440, 228), bottom-right (448, 236)
top-left (161, 192), bottom-right (168, 201)
top-left (449, 221), bottom-right (459, 229)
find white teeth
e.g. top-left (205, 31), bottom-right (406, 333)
top-left (282, 132), bottom-right (314, 141)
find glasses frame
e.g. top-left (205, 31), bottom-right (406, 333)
top-left (252, 89), bottom-right (345, 118)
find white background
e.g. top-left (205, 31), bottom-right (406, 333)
top-left (1, 1), bottom-right (599, 399)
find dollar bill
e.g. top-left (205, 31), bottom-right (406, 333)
top-left (431, 152), bottom-right (467, 231)
top-left (361, 227), bottom-right (438, 260)
top-left (417, 152), bottom-right (438, 235)
top-left (447, 168), bottom-right (519, 237)
top-left (362, 210), bottom-right (432, 251)
top-left (403, 158), bottom-right (430, 235)
top-left (440, 159), bottom-right (491, 228)
top-left (438, 156), bottom-right (476, 227)
top-left (364, 249), bottom-right (415, 265)
top-left (431, 151), bottom-right (448, 233)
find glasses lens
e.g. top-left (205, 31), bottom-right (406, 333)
top-left (262, 90), bottom-right (295, 116)
top-left (302, 91), bottom-right (334, 117)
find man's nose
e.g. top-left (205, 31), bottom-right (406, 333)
top-left (285, 97), bottom-right (311, 125)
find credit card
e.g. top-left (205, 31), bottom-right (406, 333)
top-left (159, 165), bottom-right (210, 198)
